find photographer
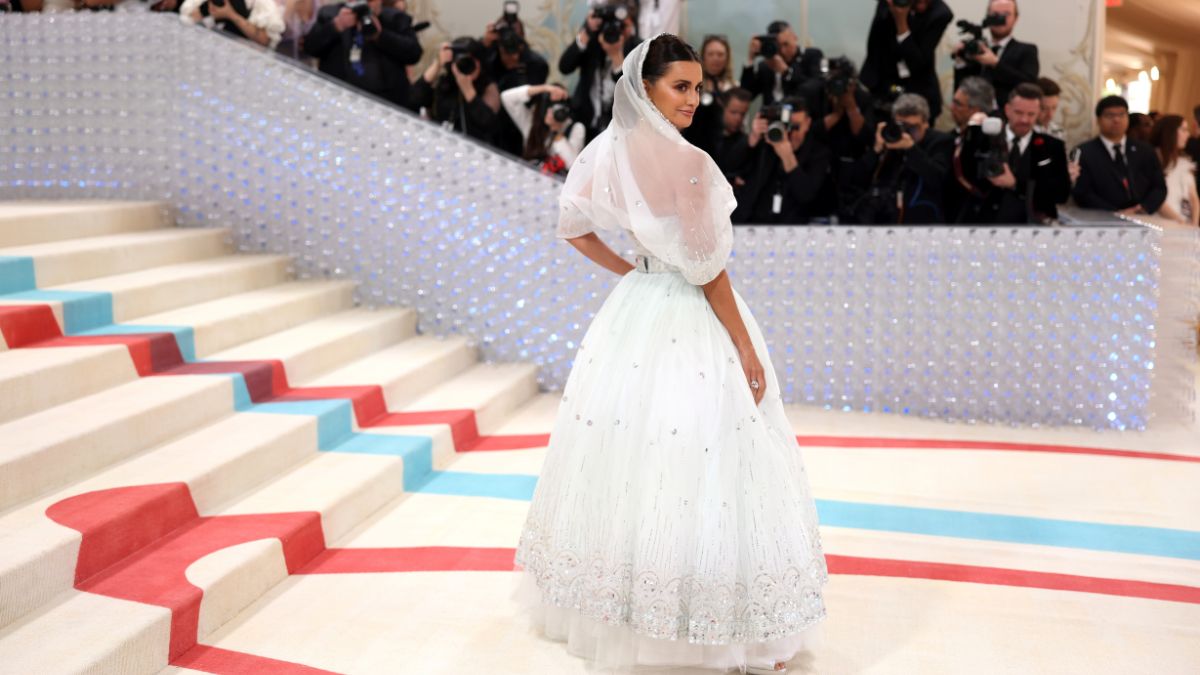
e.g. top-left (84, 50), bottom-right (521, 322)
top-left (482, 5), bottom-right (550, 156)
top-left (558, 3), bottom-right (642, 142)
top-left (800, 56), bottom-right (876, 216)
top-left (952, 0), bottom-right (1038, 112)
top-left (956, 83), bottom-right (1070, 224)
top-left (731, 97), bottom-right (832, 224)
top-left (409, 38), bottom-right (502, 145)
top-left (861, 0), bottom-right (954, 122)
top-left (303, 0), bottom-right (422, 108)
top-left (713, 88), bottom-right (755, 181)
top-left (1072, 95), bottom-right (1167, 217)
top-left (740, 21), bottom-right (823, 107)
top-left (849, 93), bottom-right (953, 224)
top-left (181, 0), bottom-right (285, 48)
top-left (500, 83), bottom-right (586, 175)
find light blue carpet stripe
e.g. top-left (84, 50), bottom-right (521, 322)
top-left (249, 399), bottom-right (355, 449)
top-left (407, 472), bottom-right (1200, 560)
top-left (0, 256), bottom-right (36, 294)
top-left (3, 289), bottom-right (114, 333)
top-left (331, 433), bottom-right (434, 491)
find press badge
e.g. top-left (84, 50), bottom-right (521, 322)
top-left (349, 45), bottom-right (362, 65)
top-left (772, 192), bottom-right (783, 215)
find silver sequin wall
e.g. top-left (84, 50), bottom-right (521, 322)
top-left (2, 15), bottom-right (1196, 430)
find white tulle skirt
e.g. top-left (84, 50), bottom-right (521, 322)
top-left (514, 264), bottom-right (828, 673)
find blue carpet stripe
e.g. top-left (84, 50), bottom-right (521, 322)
top-left (408, 472), bottom-right (1200, 561)
top-left (0, 256), bottom-right (37, 294)
top-left (3, 289), bottom-right (114, 334)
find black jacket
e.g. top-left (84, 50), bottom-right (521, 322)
top-left (304, 6), bottom-right (423, 109)
top-left (1072, 137), bottom-right (1168, 215)
top-left (954, 38), bottom-right (1038, 109)
top-left (851, 128), bottom-right (955, 224)
top-left (739, 49), bottom-right (824, 107)
top-left (558, 35), bottom-right (642, 140)
top-left (488, 50), bottom-right (550, 156)
top-left (958, 128), bottom-right (1071, 223)
top-left (860, 0), bottom-right (954, 120)
top-left (732, 137), bottom-right (832, 224)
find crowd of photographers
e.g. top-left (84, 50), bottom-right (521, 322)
top-left (7, 0), bottom-right (1198, 227)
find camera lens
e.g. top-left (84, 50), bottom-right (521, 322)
top-left (455, 55), bottom-right (476, 75)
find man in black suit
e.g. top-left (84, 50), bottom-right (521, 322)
top-left (957, 83), bottom-right (1070, 224)
top-left (304, 0), bottom-right (423, 110)
top-left (850, 93), bottom-right (954, 224)
top-left (861, 0), bottom-right (954, 122)
top-left (558, 6), bottom-right (642, 142)
top-left (952, 0), bottom-right (1038, 113)
top-left (1072, 95), bottom-right (1168, 216)
top-left (1187, 104), bottom-right (1200, 198)
top-left (732, 98), bottom-right (832, 224)
top-left (740, 21), bottom-right (824, 107)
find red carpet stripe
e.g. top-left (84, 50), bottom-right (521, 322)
top-left (0, 304), bottom-right (62, 347)
top-left (825, 554), bottom-right (1200, 604)
top-left (796, 435), bottom-right (1200, 464)
top-left (300, 546), bottom-right (517, 574)
top-left (295, 545), bottom-right (1200, 605)
top-left (172, 645), bottom-right (342, 675)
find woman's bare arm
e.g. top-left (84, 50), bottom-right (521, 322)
top-left (702, 270), bottom-right (765, 404)
top-left (565, 233), bottom-right (635, 276)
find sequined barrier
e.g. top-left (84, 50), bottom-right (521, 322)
top-left (1, 15), bottom-right (1195, 430)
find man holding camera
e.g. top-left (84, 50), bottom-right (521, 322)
top-left (303, 0), bottom-right (422, 109)
top-left (799, 56), bottom-right (875, 218)
top-left (482, 5), bottom-right (550, 156)
top-left (731, 98), bottom-right (832, 224)
top-left (409, 37), bottom-right (502, 145)
top-left (740, 21), bottom-right (823, 108)
top-left (849, 93), bottom-right (953, 224)
top-left (956, 83), bottom-right (1070, 224)
top-left (1072, 96), bottom-right (1167, 217)
top-left (861, 0), bottom-right (954, 122)
top-left (952, 0), bottom-right (1038, 113)
top-left (558, 3), bottom-right (642, 142)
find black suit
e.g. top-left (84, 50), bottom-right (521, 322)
top-left (732, 137), bottom-right (833, 224)
top-left (860, 0), bottom-right (954, 121)
top-left (739, 49), bottom-right (824, 107)
top-left (954, 38), bottom-right (1038, 109)
top-left (851, 128), bottom-right (955, 224)
top-left (1072, 137), bottom-right (1168, 214)
top-left (304, 6), bottom-right (423, 110)
top-left (959, 129), bottom-right (1071, 223)
top-left (1187, 137), bottom-right (1200, 197)
top-left (558, 35), bottom-right (642, 141)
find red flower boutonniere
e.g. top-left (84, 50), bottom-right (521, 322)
top-left (1032, 137), bottom-right (1046, 147)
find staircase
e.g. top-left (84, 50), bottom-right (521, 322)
top-left (0, 201), bottom-right (547, 674)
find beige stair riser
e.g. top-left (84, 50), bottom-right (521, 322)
top-left (0, 346), bottom-right (139, 425)
top-left (17, 229), bottom-right (233, 288)
top-left (0, 201), bottom-right (171, 248)
top-left (105, 257), bottom-right (292, 323)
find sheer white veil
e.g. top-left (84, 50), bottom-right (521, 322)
top-left (556, 33), bottom-right (737, 286)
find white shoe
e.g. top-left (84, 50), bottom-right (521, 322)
top-left (746, 662), bottom-right (787, 674)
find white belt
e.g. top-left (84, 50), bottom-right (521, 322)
top-left (634, 254), bottom-right (673, 274)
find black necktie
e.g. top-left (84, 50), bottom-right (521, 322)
top-left (1113, 144), bottom-right (1132, 197)
top-left (1009, 138), bottom-right (1022, 171)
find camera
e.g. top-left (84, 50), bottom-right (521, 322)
top-left (821, 56), bottom-right (858, 99)
top-left (530, 92), bottom-right (573, 125)
top-left (346, 0), bottom-right (378, 38)
top-left (957, 13), bottom-right (1007, 58)
top-left (210, 0), bottom-right (224, 7)
top-left (448, 37), bottom-right (483, 76)
top-left (968, 116), bottom-right (1008, 179)
top-left (761, 103), bottom-right (795, 144)
top-left (594, 4), bottom-right (629, 45)
top-left (892, 0), bottom-right (912, 8)
top-left (755, 34), bottom-right (780, 59)
top-left (494, 1), bottom-right (524, 53)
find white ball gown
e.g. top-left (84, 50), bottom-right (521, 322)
top-left (513, 35), bottom-right (828, 674)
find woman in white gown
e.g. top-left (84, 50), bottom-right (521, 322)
top-left (514, 33), bottom-right (828, 674)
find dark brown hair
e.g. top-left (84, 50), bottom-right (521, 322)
top-left (523, 84), bottom-right (571, 163)
top-left (1036, 77), bottom-right (1061, 98)
top-left (641, 34), bottom-right (700, 85)
top-left (1150, 114), bottom-right (1185, 171)
top-left (1008, 82), bottom-right (1044, 104)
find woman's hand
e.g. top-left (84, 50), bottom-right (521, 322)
top-left (738, 343), bottom-right (766, 405)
